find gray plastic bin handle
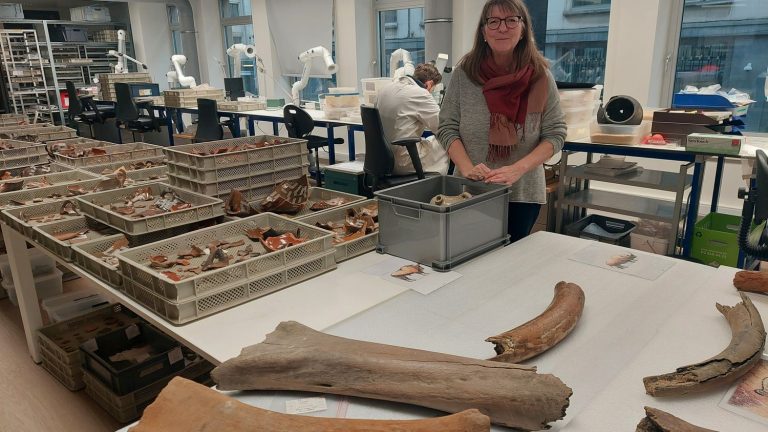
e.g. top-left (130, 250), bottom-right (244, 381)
top-left (391, 203), bottom-right (421, 220)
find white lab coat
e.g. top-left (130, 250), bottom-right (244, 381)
top-left (376, 76), bottom-right (449, 175)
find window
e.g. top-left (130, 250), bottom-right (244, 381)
top-left (526, 1), bottom-right (612, 84)
top-left (377, 7), bottom-right (425, 77)
top-left (167, 5), bottom-right (182, 55)
top-left (673, 1), bottom-right (768, 132)
top-left (220, 1), bottom-right (257, 96)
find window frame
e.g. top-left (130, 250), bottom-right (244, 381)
top-left (374, 0), bottom-right (426, 77)
top-left (565, 0), bottom-right (612, 16)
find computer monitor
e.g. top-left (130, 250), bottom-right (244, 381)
top-left (224, 77), bottom-right (245, 100)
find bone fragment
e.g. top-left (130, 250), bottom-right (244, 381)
top-left (636, 406), bottom-right (718, 432)
top-left (733, 270), bottom-right (768, 294)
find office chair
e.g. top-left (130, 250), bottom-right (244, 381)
top-left (65, 81), bottom-right (114, 136)
top-left (114, 82), bottom-right (161, 142)
top-left (193, 98), bottom-right (237, 143)
top-left (360, 105), bottom-right (437, 195)
top-left (283, 104), bottom-right (344, 186)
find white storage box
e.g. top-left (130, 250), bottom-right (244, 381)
top-left (590, 121), bottom-right (652, 145)
top-left (42, 291), bottom-right (109, 323)
top-left (566, 122), bottom-right (591, 141)
top-left (4, 268), bottom-right (64, 307)
top-left (563, 102), bottom-right (598, 126)
top-left (70, 5), bottom-right (111, 22)
top-left (0, 3), bottom-right (23, 19)
top-left (361, 78), bottom-right (392, 93)
top-left (0, 248), bottom-right (57, 285)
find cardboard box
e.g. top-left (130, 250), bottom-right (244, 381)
top-left (685, 133), bottom-right (744, 155)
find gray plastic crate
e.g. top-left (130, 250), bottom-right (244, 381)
top-left (0, 153), bottom-right (49, 170)
top-left (123, 250), bottom-right (336, 325)
top-left (0, 125), bottom-right (77, 142)
top-left (249, 187), bottom-right (367, 219)
top-left (46, 137), bottom-right (107, 149)
top-left (0, 178), bottom-right (110, 210)
top-left (375, 176), bottom-right (511, 271)
top-left (53, 142), bottom-right (164, 168)
top-left (163, 88), bottom-right (225, 108)
top-left (2, 162), bottom-right (73, 177)
top-left (0, 169), bottom-right (101, 194)
top-left (166, 153), bottom-right (308, 183)
top-left (82, 352), bottom-right (213, 423)
top-left (162, 136), bottom-right (306, 170)
top-left (106, 166), bottom-right (168, 185)
top-left (0, 139), bottom-right (47, 160)
top-left (71, 234), bottom-right (126, 288)
top-left (81, 157), bottom-right (168, 175)
top-left (167, 164), bottom-right (308, 197)
top-left (116, 213), bottom-right (335, 301)
top-left (75, 182), bottom-right (224, 235)
top-left (34, 216), bottom-right (120, 262)
top-left (41, 343), bottom-right (84, 390)
top-left (2, 199), bottom-right (86, 238)
top-left (296, 199), bottom-right (379, 262)
top-left (0, 113), bottom-right (28, 127)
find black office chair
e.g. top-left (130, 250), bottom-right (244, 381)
top-left (65, 81), bottom-right (114, 135)
top-left (193, 98), bottom-right (237, 143)
top-left (360, 105), bottom-right (436, 195)
top-left (114, 82), bottom-right (161, 141)
top-left (283, 104), bottom-right (344, 186)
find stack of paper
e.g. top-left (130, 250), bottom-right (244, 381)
top-left (584, 156), bottom-right (640, 176)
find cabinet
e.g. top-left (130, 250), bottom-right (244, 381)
top-left (555, 150), bottom-right (696, 255)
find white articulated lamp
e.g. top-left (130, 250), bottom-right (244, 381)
top-left (390, 48), bottom-right (415, 79)
top-left (107, 29), bottom-right (148, 74)
top-left (166, 54), bottom-right (197, 88)
top-left (291, 46), bottom-right (337, 106)
top-left (226, 43), bottom-right (258, 78)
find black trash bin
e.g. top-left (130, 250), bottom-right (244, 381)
top-left (564, 214), bottom-right (636, 246)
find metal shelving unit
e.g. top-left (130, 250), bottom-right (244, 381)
top-left (0, 29), bottom-right (55, 122)
top-left (555, 150), bottom-right (695, 255)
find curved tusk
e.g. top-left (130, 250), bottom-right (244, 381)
top-left (643, 292), bottom-right (766, 397)
top-left (636, 406), bottom-right (718, 432)
top-left (486, 281), bottom-right (585, 364)
top-left (733, 270), bottom-right (768, 295)
top-left (132, 377), bottom-right (492, 432)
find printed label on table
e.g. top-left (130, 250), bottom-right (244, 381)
top-left (124, 323), bottom-right (140, 340)
top-left (286, 397), bottom-right (328, 415)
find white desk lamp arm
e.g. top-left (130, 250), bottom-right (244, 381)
top-left (170, 54), bottom-right (196, 88)
top-left (390, 48), bottom-right (414, 78)
top-left (291, 46), bottom-right (337, 106)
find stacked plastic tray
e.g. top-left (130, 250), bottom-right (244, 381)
top-left (0, 169), bottom-right (101, 194)
top-left (116, 214), bottom-right (336, 324)
top-left (163, 88), bottom-right (225, 108)
top-left (0, 139), bottom-right (47, 162)
top-left (71, 234), bottom-right (126, 287)
top-left (163, 136), bottom-right (309, 201)
top-left (3, 198), bottom-right (95, 238)
top-left (98, 73), bottom-right (152, 101)
top-left (0, 125), bottom-right (77, 142)
top-left (296, 199), bottom-right (378, 262)
top-left (52, 142), bottom-right (164, 168)
top-left (36, 303), bottom-right (140, 391)
top-left (0, 113), bottom-right (28, 127)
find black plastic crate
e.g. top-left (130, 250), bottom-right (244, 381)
top-left (80, 322), bottom-right (185, 396)
top-left (564, 214), bottom-right (636, 246)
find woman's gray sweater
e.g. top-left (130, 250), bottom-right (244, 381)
top-left (437, 67), bottom-right (566, 204)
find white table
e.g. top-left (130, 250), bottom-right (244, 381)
top-left (112, 231), bottom-right (767, 431)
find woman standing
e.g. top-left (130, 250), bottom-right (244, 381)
top-left (438, 0), bottom-right (566, 243)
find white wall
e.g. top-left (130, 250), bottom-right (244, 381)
top-left (128, 2), bottom-right (173, 90)
top-left (451, 0), bottom-right (484, 62)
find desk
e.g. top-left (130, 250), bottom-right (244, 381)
top-left (108, 232), bottom-right (767, 432)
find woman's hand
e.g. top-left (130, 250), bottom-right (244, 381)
top-left (464, 163), bottom-right (491, 181)
top-left (485, 164), bottom-right (525, 185)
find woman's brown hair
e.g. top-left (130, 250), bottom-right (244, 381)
top-left (459, 0), bottom-right (549, 85)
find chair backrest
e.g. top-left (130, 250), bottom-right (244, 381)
top-left (283, 104), bottom-right (315, 139)
top-left (194, 98), bottom-right (224, 142)
top-left (65, 81), bottom-right (82, 119)
top-left (360, 105), bottom-right (395, 178)
top-left (114, 82), bottom-right (140, 122)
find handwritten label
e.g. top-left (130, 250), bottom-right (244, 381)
top-left (285, 397), bottom-right (327, 415)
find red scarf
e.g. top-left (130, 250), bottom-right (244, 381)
top-left (480, 59), bottom-right (544, 162)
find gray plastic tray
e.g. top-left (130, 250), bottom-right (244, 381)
top-left (375, 176), bottom-right (511, 271)
top-left (75, 182), bottom-right (224, 235)
top-left (116, 213), bottom-right (335, 301)
top-left (0, 153), bottom-right (50, 170)
top-left (71, 234), bottom-right (126, 288)
top-left (34, 216), bottom-right (120, 262)
top-left (0, 139), bottom-right (47, 160)
top-left (81, 157), bottom-right (168, 175)
top-left (53, 142), bottom-right (165, 167)
top-left (0, 125), bottom-right (77, 142)
top-left (106, 166), bottom-right (168, 185)
top-left (122, 251), bottom-right (336, 325)
top-left (296, 199), bottom-right (378, 262)
top-left (46, 137), bottom-right (107, 149)
top-left (162, 136), bottom-right (306, 170)
top-left (167, 164), bottom-right (308, 198)
top-left (166, 153), bottom-right (308, 183)
top-left (2, 162), bottom-right (73, 177)
top-left (0, 169), bottom-right (101, 193)
top-left (0, 113), bottom-right (28, 126)
top-left (250, 187), bottom-right (367, 218)
top-left (0, 178), bottom-right (112, 210)
top-left (2, 199), bottom-right (86, 238)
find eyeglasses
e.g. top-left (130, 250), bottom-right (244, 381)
top-left (485, 16), bottom-right (523, 30)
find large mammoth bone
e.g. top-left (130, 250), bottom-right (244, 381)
top-left (635, 406), bottom-right (717, 432)
top-left (211, 321), bottom-right (572, 431)
top-left (486, 281), bottom-right (585, 363)
top-left (733, 270), bottom-right (768, 294)
top-left (643, 293), bottom-right (765, 397)
top-left (130, 377), bottom-right (491, 432)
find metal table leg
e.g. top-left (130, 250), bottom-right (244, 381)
top-left (248, 117), bottom-right (256, 136)
top-left (682, 157), bottom-right (705, 257)
top-left (164, 108), bottom-right (175, 145)
top-left (272, 120), bottom-right (279, 136)
top-left (347, 127), bottom-right (356, 161)
top-left (711, 156), bottom-right (724, 213)
top-left (326, 126), bottom-right (336, 165)
top-left (1, 224), bottom-right (42, 363)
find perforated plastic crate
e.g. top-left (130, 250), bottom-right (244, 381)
top-left (71, 234), bottom-right (126, 288)
top-left (53, 142), bottom-right (164, 168)
top-left (116, 213), bottom-right (335, 302)
top-left (217, 99), bottom-right (267, 112)
top-left (249, 187), bottom-right (367, 219)
top-left (162, 136), bottom-right (306, 170)
top-left (166, 153), bottom-right (307, 183)
top-left (33, 216), bottom-right (120, 262)
top-left (2, 198), bottom-right (87, 238)
top-left (46, 136), bottom-right (106, 149)
top-left (0, 139), bottom-right (47, 160)
top-left (167, 164), bottom-right (308, 197)
top-left (0, 125), bottom-right (77, 142)
top-left (123, 250), bottom-right (336, 325)
top-left (296, 199), bottom-right (378, 262)
top-left (0, 113), bottom-right (28, 127)
top-left (0, 169), bottom-right (101, 194)
top-left (0, 153), bottom-right (49, 170)
top-left (80, 157), bottom-right (167, 175)
top-left (0, 178), bottom-right (111, 210)
top-left (76, 183), bottom-right (224, 235)
top-left (163, 88), bottom-right (225, 108)
top-left (2, 162), bottom-right (72, 177)
top-left (108, 166), bottom-right (168, 185)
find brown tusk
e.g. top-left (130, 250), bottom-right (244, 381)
top-left (642, 293), bottom-right (766, 397)
top-left (733, 270), bottom-right (768, 294)
top-left (486, 281), bottom-right (585, 364)
top-left (130, 377), bottom-right (491, 432)
top-left (636, 406), bottom-right (718, 432)
top-left (211, 321), bottom-right (571, 431)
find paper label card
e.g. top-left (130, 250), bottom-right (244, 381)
top-left (719, 355), bottom-right (768, 425)
top-left (286, 397), bottom-right (328, 415)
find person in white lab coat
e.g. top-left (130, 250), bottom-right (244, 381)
top-left (376, 63), bottom-right (450, 175)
